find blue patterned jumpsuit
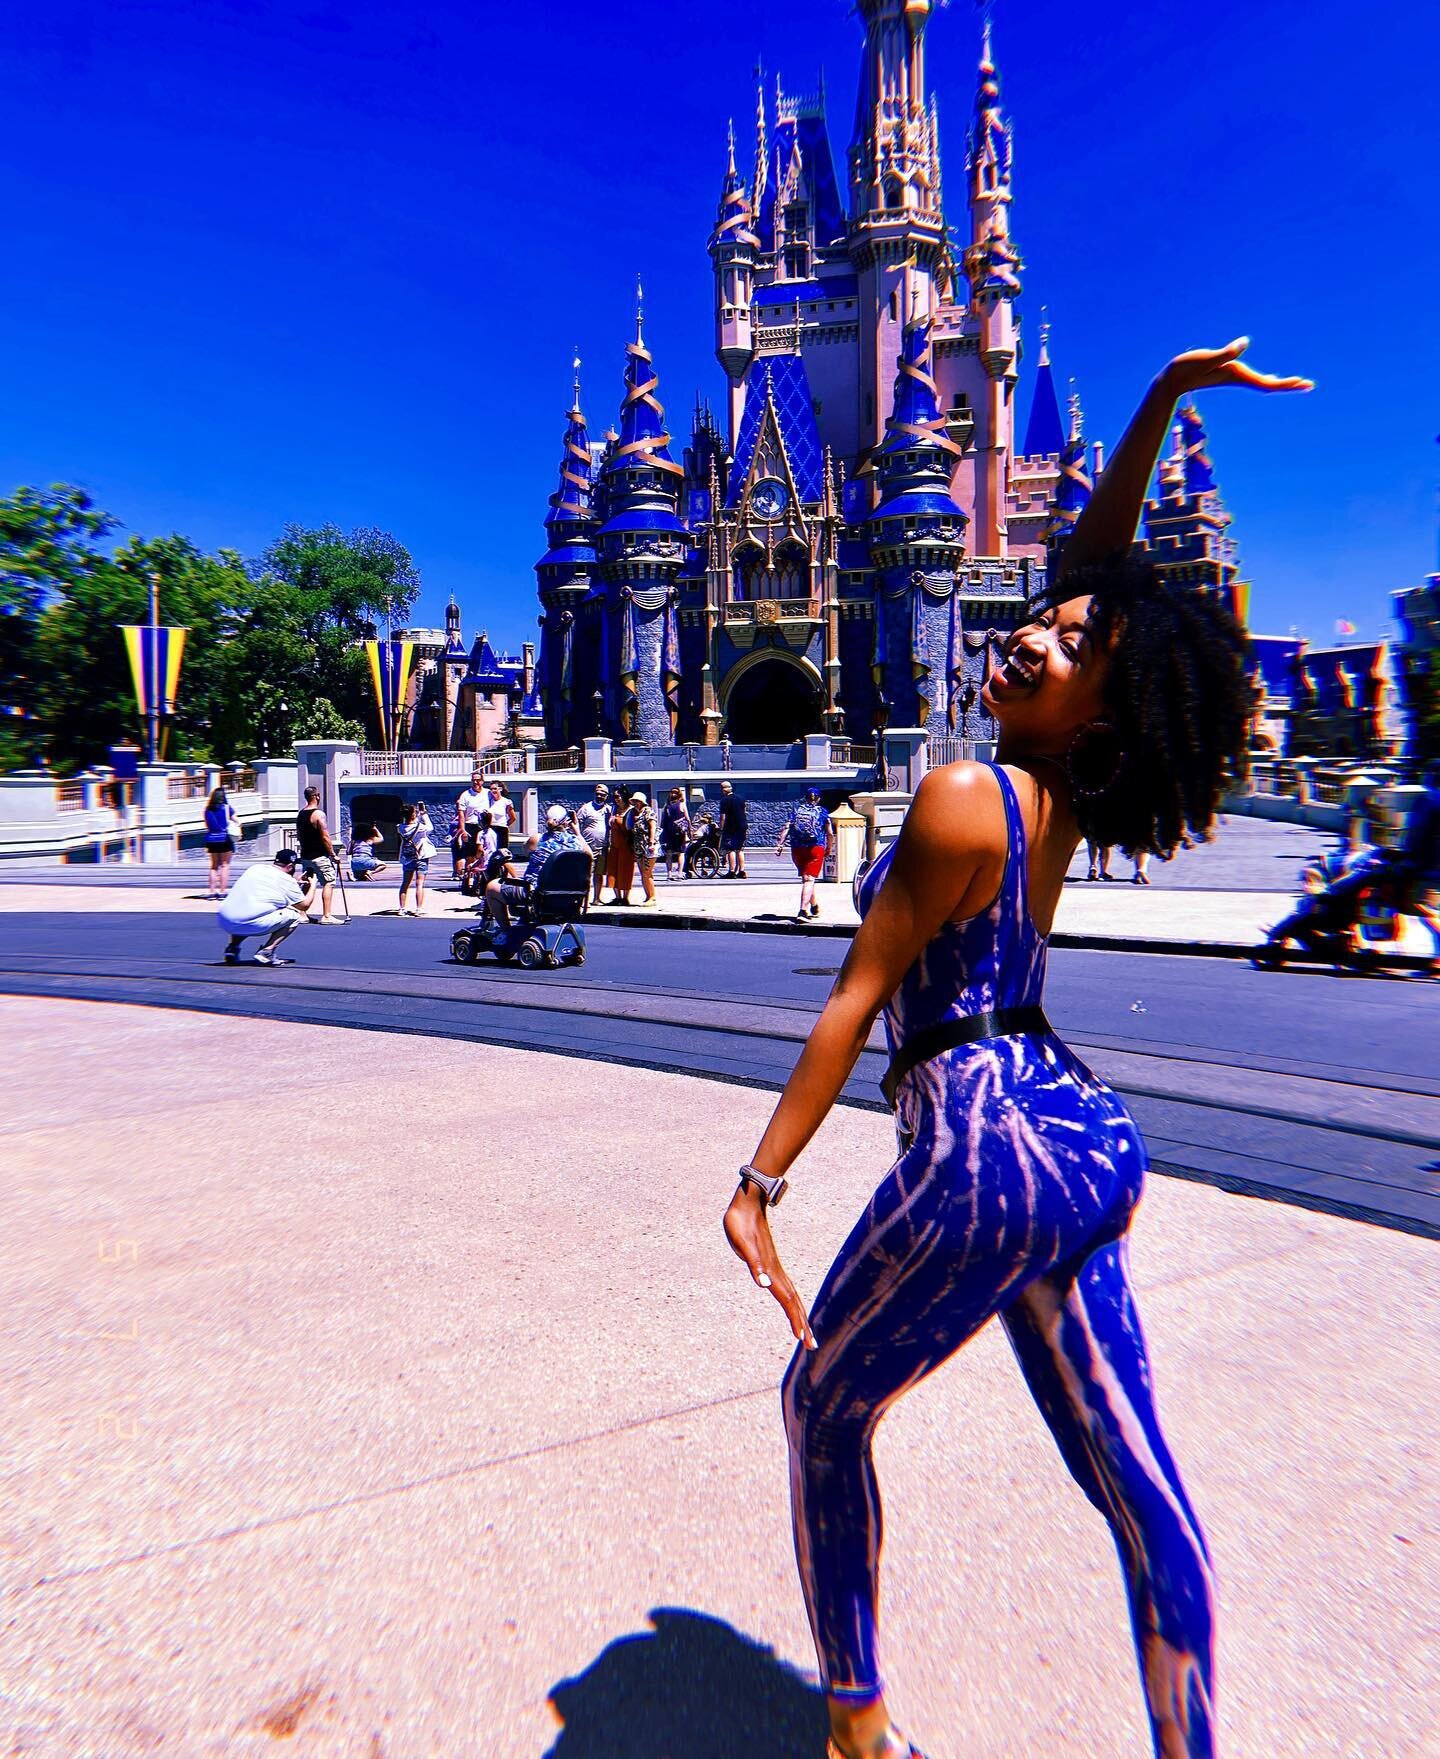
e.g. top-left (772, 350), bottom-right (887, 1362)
top-left (782, 764), bottom-right (1216, 1757)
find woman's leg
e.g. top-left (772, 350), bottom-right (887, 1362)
top-left (781, 1101), bottom-right (1071, 1746)
top-left (1002, 1240), bottom-right (1216, 1759)
top-left (207, 849), bottom-right (222, 895)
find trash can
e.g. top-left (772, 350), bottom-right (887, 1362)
top-left (829, 804), bottom-right (867, 885)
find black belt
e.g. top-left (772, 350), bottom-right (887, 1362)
top-left (880, 1005), bottom-right (1052, 1111)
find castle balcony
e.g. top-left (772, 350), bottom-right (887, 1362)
top-left (722, 597), bottom-right (819, 629)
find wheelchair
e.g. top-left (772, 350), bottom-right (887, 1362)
top-left (450, 846), bottom-right (591, 970)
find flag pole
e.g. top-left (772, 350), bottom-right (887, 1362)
top-left (148, 570), bottom-right (161, 765)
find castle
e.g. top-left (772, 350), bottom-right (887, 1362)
top-left (530, 1), bottom-right (1326, 760)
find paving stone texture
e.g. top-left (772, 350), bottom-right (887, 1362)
top-left (1, 998), bottom-right (1434, 1757)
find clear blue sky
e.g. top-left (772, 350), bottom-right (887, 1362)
top-left (4, 0), bottom-right (1436, 650)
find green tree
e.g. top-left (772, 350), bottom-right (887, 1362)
top-left (212, 525), bottom-right (421, 754)
top-left (33, 534), bottom-right (247, 771)
top-left (3, 497), bottom-right (422, 770)
top-left (0, 486), bottom-right (117, 767)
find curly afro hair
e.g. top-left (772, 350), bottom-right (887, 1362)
top-left (1048, 551), bottom-right (1253, 857)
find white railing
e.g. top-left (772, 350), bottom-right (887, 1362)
top-left (926, 736), bottom-right (977, 768)
top-left (360, 749), bottom-right (493, 778)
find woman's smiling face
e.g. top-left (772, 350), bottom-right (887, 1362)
top-left (981, 594), bottom-right (1116, 747)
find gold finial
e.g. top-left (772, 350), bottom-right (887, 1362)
top-left (635, 275), bottom-right (645, 344)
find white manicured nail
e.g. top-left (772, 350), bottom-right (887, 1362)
top-left (757, 1273), bottom-right (772, 1288)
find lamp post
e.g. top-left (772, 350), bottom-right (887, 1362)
top-left (593, 688), bottom-right (605, 736)
top-left (508, 679), bottom-right (523, 752)
top-left (873, 699), bottom-right (891, 793)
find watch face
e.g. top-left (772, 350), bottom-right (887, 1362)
top-left (749, 477), bottom-right (789, 521)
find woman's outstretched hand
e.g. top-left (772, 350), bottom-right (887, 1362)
top-left (1164, 337), bottom-right (1314, 397)
top-left (724, 1187), bottom-right (817, 1351)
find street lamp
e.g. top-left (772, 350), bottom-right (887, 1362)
top-left (508, 679), bottom-right (523, 751)
top-left (593, 688), bottom-right (605, 736)
top-left (872, 698), bottom-right (891, 793)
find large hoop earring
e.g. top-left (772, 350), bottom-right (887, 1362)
top-left (1067, 719), bottom-right (1126, 798)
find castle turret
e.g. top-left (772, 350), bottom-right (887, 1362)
top-left (1043, 385), bottom-right (1093, 560)
top-left (868, 290), bottom-right (967, 730)
top-left (1021, 310), bottom-right (1064, 460)
top-left (710, 120), bottom-right (759, 452)
top-left (594, 289), bottom-right (687, 742)
top-left (1141, 402), bottom-right (1250, 624)
top-left (962, 20), bottom-right (1022, 556)
top-left (534, 355), bottom-right (597, 746)
top-left (847, 0), bottom-right (948, 457)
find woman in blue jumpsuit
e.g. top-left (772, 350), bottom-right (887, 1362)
top-left (725, 340), bottom-right (1311, 1759)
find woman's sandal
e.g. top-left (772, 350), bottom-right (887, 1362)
top-left (826, 1736), bottom-right (930, 1759)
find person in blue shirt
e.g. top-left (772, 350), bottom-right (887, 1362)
top-left (484, 805), bottom-right (584, 932)
top-left (776, 786), bottom-right (833, 921)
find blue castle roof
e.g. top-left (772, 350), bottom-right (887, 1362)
top-left (869, 306), bottom-right (966, 531)
top-left (753, 274), bottom-right (858, 307)
top-left (1248, 633), bottom-right (1304, 698)
top-left (604, 325), bottom-right (684, 485)
top-left (1044, 388), bottom-right (1092, 549)
top-left (1021, 326), bottom-right (1064, 457)
top-left (756, 103), bottom-right (846, 251)
top-left (544, 383), bottom-right (593, 531)
top-left (726, 353), bottom-right (825, 507)
top-left (463, 633), bottom-right (513, 689)
top-left (1178, 404), bottom-right (1217, 495)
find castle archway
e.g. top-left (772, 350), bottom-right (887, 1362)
top-left (720, 650), bottom-right (823, 744)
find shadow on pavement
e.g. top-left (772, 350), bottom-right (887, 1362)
top-left (544, 1606), bottom-right (828, 1757)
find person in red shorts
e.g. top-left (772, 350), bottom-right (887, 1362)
top-left (776, 786), bottom-right (832, 922)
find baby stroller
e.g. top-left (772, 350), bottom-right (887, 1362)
top-left (460, 842), bottom-right (506, 899)
top-left (1253, 844), bottom-right (1405, 973)
top-left (450, 846), bottom-right (592, 970)
top-left (684, 816), bottom-right (722, 879)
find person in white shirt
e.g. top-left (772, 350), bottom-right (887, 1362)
top-left (576, 783), bottom-right (612, 903)
top-left (456, 770), bottom-right (488, 870)
top-left (486, 781), bottom-right (516, 849)
top-left (217, 850), bottom-right (315, 965)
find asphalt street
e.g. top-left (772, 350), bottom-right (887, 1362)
top-left (2, 900), bottom-right (1435, 1238)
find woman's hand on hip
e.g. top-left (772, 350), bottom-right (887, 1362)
top-left (724, 1187), bottom-right (816, 1350)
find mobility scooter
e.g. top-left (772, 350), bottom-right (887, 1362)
top-left (450, 845), bottom-right (592, 970)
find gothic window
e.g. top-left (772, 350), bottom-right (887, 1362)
top-left (785, 247), bottom-right (809, 279)
top-left (784, 203), bottom-right (808, 236)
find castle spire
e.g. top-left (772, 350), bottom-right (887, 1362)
top-left (1178, 403), bottom-right (1218, 495)
top-left (1044, 380), bottom-right (1092, 552)
top-left (847, 0), bottom-right (940, 222)
top-left (872, 302), bottom-right (966, 514)
top-left (545, 352), bottom-right (593, 530)
top-left (607, 301), bottom-right (684, 487)
top-left (752, 62), bottom-right (768, 215)
top-left (1021, 306), bottom-right (1065, 458)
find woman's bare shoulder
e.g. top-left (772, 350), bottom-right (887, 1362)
top-left (900, 762), bottom-right (1009, 861)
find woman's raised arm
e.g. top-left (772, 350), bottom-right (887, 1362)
top-left (1053, 339), bottom-right (1312, 588)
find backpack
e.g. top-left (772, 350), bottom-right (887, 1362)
top-left (791, 802), bottom-right (826, 846)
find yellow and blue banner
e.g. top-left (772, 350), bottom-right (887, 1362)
top-left (120, 624), bottom-right (187, 721)
top-left (364, 638), bottom-right (415, 751)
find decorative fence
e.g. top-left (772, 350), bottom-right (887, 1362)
top-left (831, 741), bottom-right (877, 767)
top-left (925, 736), bottom-right (980, 768)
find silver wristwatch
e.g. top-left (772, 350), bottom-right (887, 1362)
top-left (737, 1164), bottom-right (788, 1208)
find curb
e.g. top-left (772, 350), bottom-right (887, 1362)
top-left (579, 906), bottom-right (1436, 967)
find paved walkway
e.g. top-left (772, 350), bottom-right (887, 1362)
top-left (4, 997), bottom-right (1433, 1757)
